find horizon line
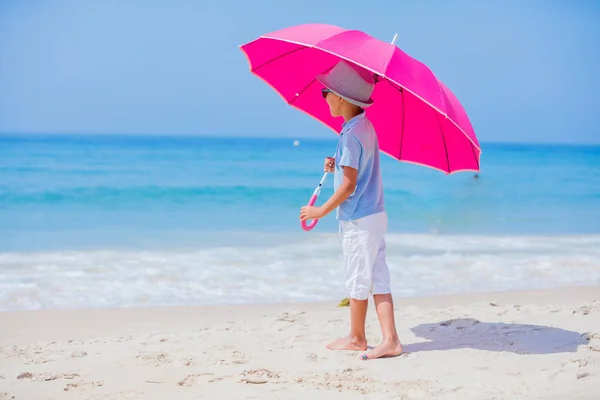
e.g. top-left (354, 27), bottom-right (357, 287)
top-left (1, 131), bottom-right (599, 147)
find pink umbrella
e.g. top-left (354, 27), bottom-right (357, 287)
top-left (240, 23), bottom-right (481, 230)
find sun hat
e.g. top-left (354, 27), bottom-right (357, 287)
top-left (316, 60), bottom-right (375, 108)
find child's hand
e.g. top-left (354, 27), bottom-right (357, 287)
top-left (324, 157), bottom-right (335, 173)
top-left (300, 206), bottom-right (325, 222)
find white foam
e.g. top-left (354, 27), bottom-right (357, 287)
top-left (1, 234), bottom-right (599, 311)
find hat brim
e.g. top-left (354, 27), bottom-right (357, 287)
top-left (316, 74), bottom-right (374, 108)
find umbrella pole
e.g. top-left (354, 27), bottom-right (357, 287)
top-left (301, 154), bottom-right (335, 231)
top-left (391, 33), bottom-right (398, 45)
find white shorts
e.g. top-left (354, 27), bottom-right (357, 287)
top-left (339, 211), bottom-right (390, 300)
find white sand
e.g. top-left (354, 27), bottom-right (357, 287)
top-left (1, 285), bottom-right (599, 400)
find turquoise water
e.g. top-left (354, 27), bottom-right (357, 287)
top-left (1, 134), bottom-right (600, 310)
top-left (1, 134), bottom-right (599, 251)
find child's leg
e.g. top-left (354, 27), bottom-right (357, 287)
top-left (373, 294), bottom-right (399, 340)
top-left (350, 298), bottom-right (368, 340)
top-left (363, 213), bottom-right (402, 359)
top-left (326, 298), bottom-right (368, 350)
top-left (326, 219), bottom-right (374, 351)
top-left (363, 293), bottom-right (402, 359)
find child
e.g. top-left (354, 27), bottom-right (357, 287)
top-left (299, 60), bottom-right (402, 360)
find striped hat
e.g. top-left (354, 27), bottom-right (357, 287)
top-left (316, 60), bottom-right (375, 108)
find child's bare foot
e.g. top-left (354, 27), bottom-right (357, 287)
top-left (361, 337), bottom-right (402, 360)
top-left (326, 336), bottom-right (367, 351)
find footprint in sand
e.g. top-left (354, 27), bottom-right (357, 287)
top-left (27, 356), bottom-right (54, 364)
top-left (180, 357), bottom-right (194, 367)
top-left (135, 351), bottom-right (171, 366)
top-left (439, 318), bottom-right (481, 327)
top-left (576, 371), bottom-right (591, 380)
top-left (113, 335), bottom-right (134, 343)
top-left (572, 304), bottom-right (600, 315)
top-left (239, 368), bottom-right (281, 385)
top-left (581, 333), bottom-right (600, 352)
top-left (70, 350), bottom-right (88, 358)
top-left (63, 381), bottom-right (105, 392)
top-left (569, 357), bottom-right (593, 368)
top-left (302, 367), bottom-right (373, 394)
top-left (177, 373), bottom-right (215, 387)
top-left (2, 346), bottom-right (57, 365)
top-left (581, 332), bottom-right (600, 342)
top-left (3, 346), bottom-right (28, 359)
top-left (305, 352), bottom-right (320, 363)
top-left (87, 390), bottom-right (144, 400)
top-left (587, 345), bottom-right (600, 352)
top-left (16, 371), bottom-right (80, 382)
top-left (276, 311), bottom-right (306, 323)
top-left (145, 333), bottom-right (171, 343)
top-left (210, 348), bottom-right (248, 365)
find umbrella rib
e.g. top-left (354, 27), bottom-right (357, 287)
top-left (435, 111), bottom-right (451, 173)
top-left (251, 46), bottom-right (309, 72)
top-left (469, 140), bottom-right (480, 170)
top-left (384, 79), bottom-right (406, 160)
top-left (289, 64), bottom-right (336, 105)
top-left (394, 80), bottom-right (405, 160)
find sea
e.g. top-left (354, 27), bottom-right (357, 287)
top-left (1, 133), bottom-right (599, 311)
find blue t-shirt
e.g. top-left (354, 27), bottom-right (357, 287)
top-left (333, 112), bottom-right (385, 221)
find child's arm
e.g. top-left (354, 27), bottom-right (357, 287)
top-left (317, 166), bottom-right (357, 217)
top-left (300, 133), bottom-right (360, 222)
top-left (299, 166), bottom-right (357, 221)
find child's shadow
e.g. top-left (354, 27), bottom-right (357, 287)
top-left (403, 318), bottom-right (589, 355)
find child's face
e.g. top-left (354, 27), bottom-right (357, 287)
top-left (324, 92), bottom-right (343, 117)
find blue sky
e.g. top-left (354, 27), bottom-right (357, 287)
top-left (0, 0), bottom-right (598, 144)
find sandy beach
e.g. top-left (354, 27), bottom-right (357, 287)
top-left (2, 2), bottom-right (599, 400)
top-left (1, 285), bottom-right (599, 400)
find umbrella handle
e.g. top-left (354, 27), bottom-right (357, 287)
top-left (301, 171), bottom-right (329, 232)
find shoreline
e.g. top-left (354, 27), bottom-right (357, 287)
top-left (1, 282), bottom-right (598, 315)
top-left (2, 233), bottom-right (599, 312)
top-left (3, 231), bottom-right (600, 252)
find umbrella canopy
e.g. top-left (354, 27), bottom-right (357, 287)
top-left (240, 23), bottom-right (481, 174)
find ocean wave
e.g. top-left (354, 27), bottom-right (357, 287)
top-left (0, 185), bottom-right (413, 206)
top-left (1, 233), bottom-right (599, 311)
top-left (0, 186), bottom-right (309, 205)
